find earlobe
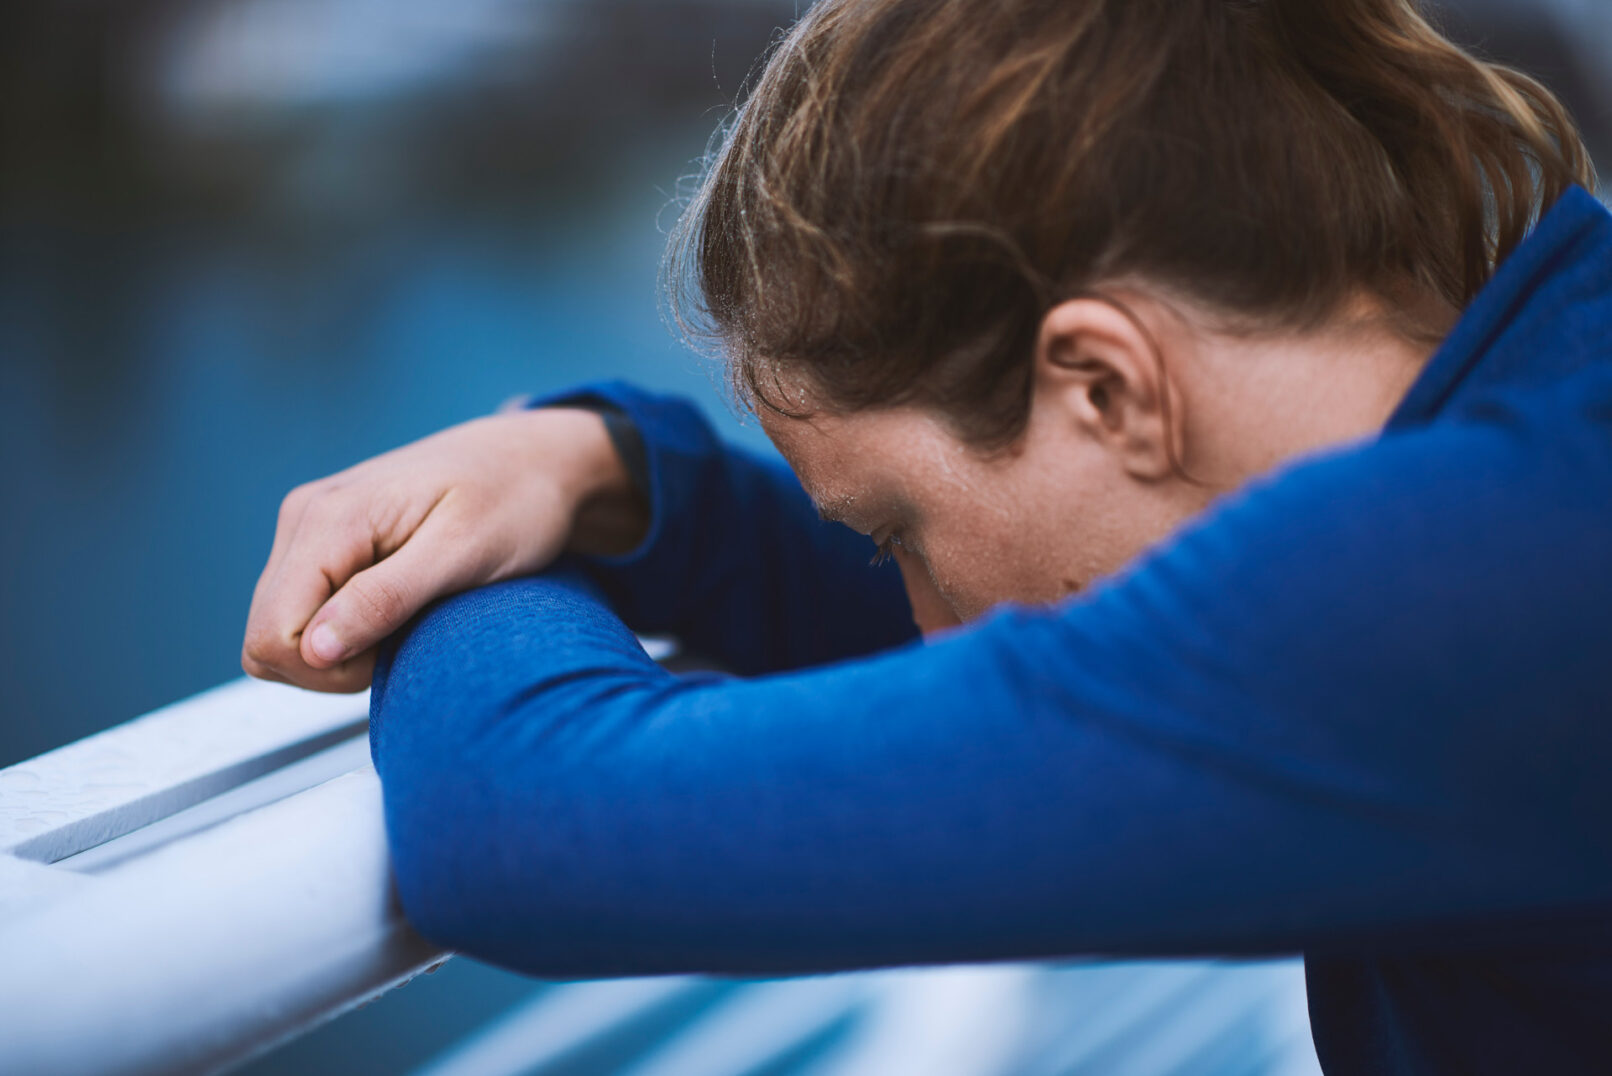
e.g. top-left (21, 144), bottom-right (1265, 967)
top-left (1032, 295), bottom-right (1179, 481)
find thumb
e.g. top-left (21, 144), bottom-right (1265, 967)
top-left (301, 520), bottom-right (463, 668)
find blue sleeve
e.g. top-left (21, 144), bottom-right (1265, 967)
top-left (371, 384), bottom-right (1612, 979)
top-left (514, 380), bottom-right (919, 674)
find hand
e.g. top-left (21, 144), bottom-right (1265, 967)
top-left (242, 406), bottom-right (647, 693)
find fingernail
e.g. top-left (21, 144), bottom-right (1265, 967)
top-left (309, 623), bottom-right (346, 663)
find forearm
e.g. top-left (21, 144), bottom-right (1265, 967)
top-left (371, 569), bottom-right (1060, 978)
top-left (369, 571), bottom-right (1384, 979)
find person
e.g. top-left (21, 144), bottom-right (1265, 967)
top-left (241, 0), bottom-right (1612, 1071)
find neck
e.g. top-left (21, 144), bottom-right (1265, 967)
top-left (1182, 298), bottom-right (1445, 489)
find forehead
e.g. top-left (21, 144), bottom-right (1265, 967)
top-left (756, 405), bottom-right (856, 505)
top-left (757, 400), bottom-right (958, 520)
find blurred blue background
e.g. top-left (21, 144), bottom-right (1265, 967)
top-left (1, 0), bottom-right (1606, 1072)
top-left (1, 0), bottom-right (800, 779)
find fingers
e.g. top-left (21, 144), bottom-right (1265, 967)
top-left (252, 483), bottom-right (317, 617)
top-left (242, 411), bottom-right (584, 694)
top-left (298, 504), bottom-right (478, 672)
top-left (244, 645), bottom-right (378, 695)
top-left (242, 484), bottom-right (392, 691)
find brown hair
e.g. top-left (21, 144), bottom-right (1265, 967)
top-left (668, 0), bottom-right (1596, 447)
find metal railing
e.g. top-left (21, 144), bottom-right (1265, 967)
top-left (0, 677), bottom-right (441, 1074)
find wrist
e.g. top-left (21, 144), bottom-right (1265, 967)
top-left (530, 407), bottom-right (650, 557)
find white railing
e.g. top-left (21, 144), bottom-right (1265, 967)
top-left (0, 670), bottom-right (1321, 1076)
top-left (0, 676), bottom-right (443, 1074)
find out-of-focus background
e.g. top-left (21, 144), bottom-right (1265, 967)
top-left (2, 0), bottom-right (796, 775)
top-left (1, 1), bottom-right (1607, 1072)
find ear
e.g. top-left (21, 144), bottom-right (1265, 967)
top-left (1031, 296), bottom-right (1179, 481)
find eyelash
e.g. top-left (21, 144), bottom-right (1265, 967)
top-left (869, 532), bottom-right (902, 567)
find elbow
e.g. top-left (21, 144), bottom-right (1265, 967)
top-left (364, 580), bottom-right (677, 973)
top-left (371, 678), bottom-right (586, 970)
top-left (376, 747), bottom-right (614, 976)
top-left (369, 656), bottom-right (505, 953)
top-left (374, 723), bottom-right (482, 953)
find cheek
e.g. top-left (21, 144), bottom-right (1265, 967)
top-left (917, 510), bottom-right (1082, 618)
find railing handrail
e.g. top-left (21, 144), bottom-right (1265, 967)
top-left (0, 676), bottom-right (445, 1075)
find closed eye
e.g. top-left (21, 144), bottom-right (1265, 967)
top-left (869, 531), bottom-right (901, 567)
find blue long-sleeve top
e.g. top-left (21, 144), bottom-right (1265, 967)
top-left (369, 186), bottom-right (1612, 1075)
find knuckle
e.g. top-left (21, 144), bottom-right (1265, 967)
top-left (277, 486), bottom-right (312, 526)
